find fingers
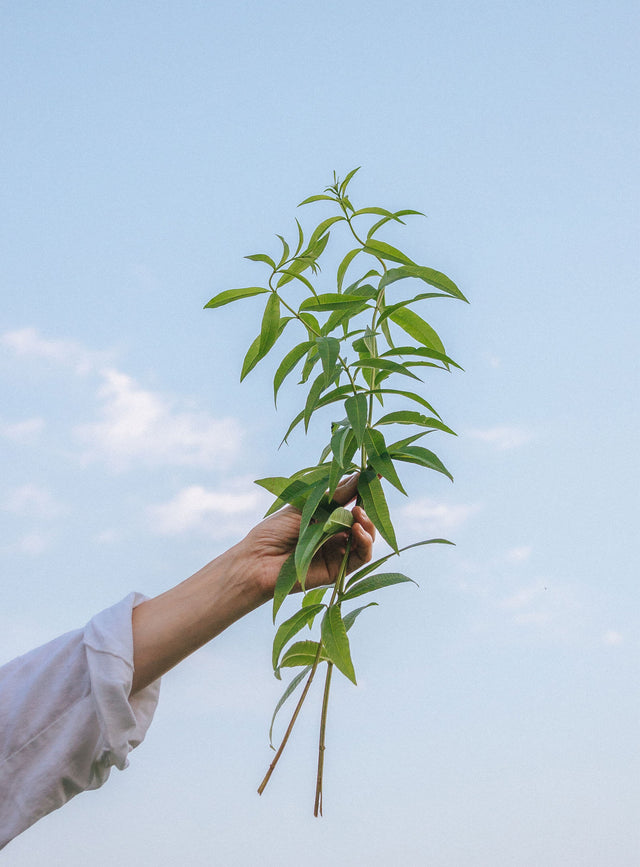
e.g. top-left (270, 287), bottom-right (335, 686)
top-left (349, 505), bottom-right (375, 567)
top-left (330, 472), bottom-right (359, 506)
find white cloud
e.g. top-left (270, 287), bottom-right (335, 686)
top-left (1, 327), bottom-right (106, 375)
top-left (75, 368), bottom-right (242, 470)
top-left (3, 484), bottom-right (64, 520)
top-left (467, 425), bottom-right (533, 450)
top-left (602, 630), bottom-right (623, 646)
top-left (398, 497), bottom-right (480, 535)
top-left (0, 417), bottom-right (45, 443)
top-left (505, 545), bottom-right (533, 563)
top-left (148, 482), bottom-right (265, 537)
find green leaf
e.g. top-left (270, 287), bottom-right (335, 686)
top-left (269, 666), bottom-right (311, 745)
top-left (357, 469), bottom-right (398, 551)
top-left (299, 344), bottom-right (320, 384)
top-left (376, 411), bottom-right (457, 435)
top-left (279, 640), bottom-right (327, 669)
top-left (302, 586), bottom-right (329, 609)
top-left (388, 307), bottom-right (445, 354)
top-left (390, 445), bottom-right (453, 481)
top-left (338, 166), bottom-right (360, 196)
top-left (281, 385), bottom-right (362, 444)
top-left (345, 393), bottom-right (368, 446)
top-left (374, 388), bottom-right (441, 418)
top-left (273, 341), bottom-right (313, 405)
top-left (322, 506), bottom-right (354, 534)
top-left (300, 293), bottom-right (372, 313)
top-left (363, 240), bottom-right (415, 266)
top-left (308, 215), bottom-right (344, 248)
top-left (273, 554), bottom-right (298, 621)
top-left (321, 606), bottom-right (356, 684)
top-left (316, 336), bottom-right (341, 383)
top-left (345, 538), bottom-right (454, 590)
top-left (299, 478), bottom-right (330, 538)
top-left (353, 206), bottom-right (394, 218)
top-left (351, 357), bottom-right (422, 382)
top-left (204, 286), bottom-right (269, 309)
top-left (391, 264), bottom-right (467, 302)
top-left (304, 371), bottom-right (332, 432)
top-left (272, 604), bottom-right (326, 670)
top-left (337, 248), bottom-right (361, 291)
top-left (341, 572), bottom-right (416, 602)
top-left (259, 293), bottom-right (281, 356)
top-left (363, 428), bottom-right (406, 494)
top-left (245, 252), bottom-right (277, 269)
top-left (276, 268), bottom-right (317, 292)
top-left (294, 522), bottom-right (328, 586)
top-left (275, 234), bottom-right (290, 267)
top-left (381, 345), bottom-right (463, 371)
top-left (294, 219), bottom-right (304, 257)
top-left (299, 194), bottom-right (337, 206)
top-left (342, 602), bottom-right (378, 631)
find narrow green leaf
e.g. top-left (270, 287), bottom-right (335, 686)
top-left (363, 428), bottom-right (406, 494)
top-left (388, 307), bottom-right (445, 354)
top-left (276, 268), bottom-right (317, 292)
top-left (302, 586), bottom-right (329, 609)
top-left (259, 293), bottom-right (281, 356)
top-left (269, 666), bottom-right (311, 744)
top-left (322, 506), bottom-right (354, 534)
top-left (294, 219), bottom-right (304, 257)
top-left (300, 293), bottom-right (373, 313)
top-left (272, 604), bottom-right (326, 670)
top-left (204, 287), bottom-right (269, 309)
top-left (363, 240), bottom-right (415, 266)
top-left (279, 640), bottom-right (327, 669)
top-left (337, 248), bottom-right (361, 291)
top-left (304, 372), bottom-right (330, 432)
top-left (280, 385), bottom-right (362, 444)
top-left (294, 522), bottom-right (328, 586)
top-left (357, 469), bottom-right (398, 551)
top-left (316, 336), bottom-right (341, 383)
top-left (321, 606), bottom-right (356, 684)
top-left (275, 234), bottom-right (290, 267)
top-left (390, 445), bottom-right (453, 481)
top-left (299, 478), bottom-right (330, 538)
top-left (351, 357), bottom-right (422, 381)
top-left (353, 206), bottom-right (393, 218)
top-left (342, 602), bottom-right (377, 631)
top-left (338, 167), bottom-right (360, 196)
top-left (376, 411), bottom-right (457, 435)
top-left (273, 554), bottom-right (298, 621)
top-left (345, 539), bottom-right (454, 590)
top-left (375, 388), bottom-right (441, 418)
top-left (380, 345), bottom-right (463, 371)
top-left (308, 215), bottom-right (344, 248)
top-left (245, 252), bottom-right (277, 269)
top-left (299, 194), bottom-right (337, 206)
top-left (273, 341), bottom-right (313, 405)
top-left (341, 572), bottom-right (416, 602)
top-left (345, 394), bottom-right (368, 446)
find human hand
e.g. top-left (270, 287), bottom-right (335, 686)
top-left (240, 474), bottom-right (376, 599)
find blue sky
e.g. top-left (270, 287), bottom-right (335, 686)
top-left (1, 1), bottom-right (638, 864)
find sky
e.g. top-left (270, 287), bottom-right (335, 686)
top-left (1, 1), bottom-right (638, 864)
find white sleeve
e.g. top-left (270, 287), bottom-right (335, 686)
top-left (0, 592), bottom-right (161, 850)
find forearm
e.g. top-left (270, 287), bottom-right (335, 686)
top-left (130, 541), bottom-right (269, 694)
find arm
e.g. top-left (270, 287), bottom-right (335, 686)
top-left (130, 475), bottom-right (375, 694)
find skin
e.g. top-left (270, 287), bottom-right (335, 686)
top-left (130, 474), bottom-right (375, 694)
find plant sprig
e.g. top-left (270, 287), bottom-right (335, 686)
top-left (205, 168), bottom-right (466, 815)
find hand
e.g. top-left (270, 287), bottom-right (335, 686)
top-left (241, 474), bottom-right (376, 598)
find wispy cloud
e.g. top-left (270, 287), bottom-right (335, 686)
top-left (74, 368), bottom-right (242, 470)
top-left (0, 417), bottom-right (45, 443)
top-left (1, 327), bottom-right (108, 375)
top-left (466, 425), bottom-right (533, 450)
top-left (602, 630), bottom-right (624, 646)
top-left (397, 497), bottom-right (480, 535)
top-left (148, 481), bottom-right (266, 538)
top-left (3, 484), bottom-right (65, 520)
top-left (504, 545), bottom-right (533, 563)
